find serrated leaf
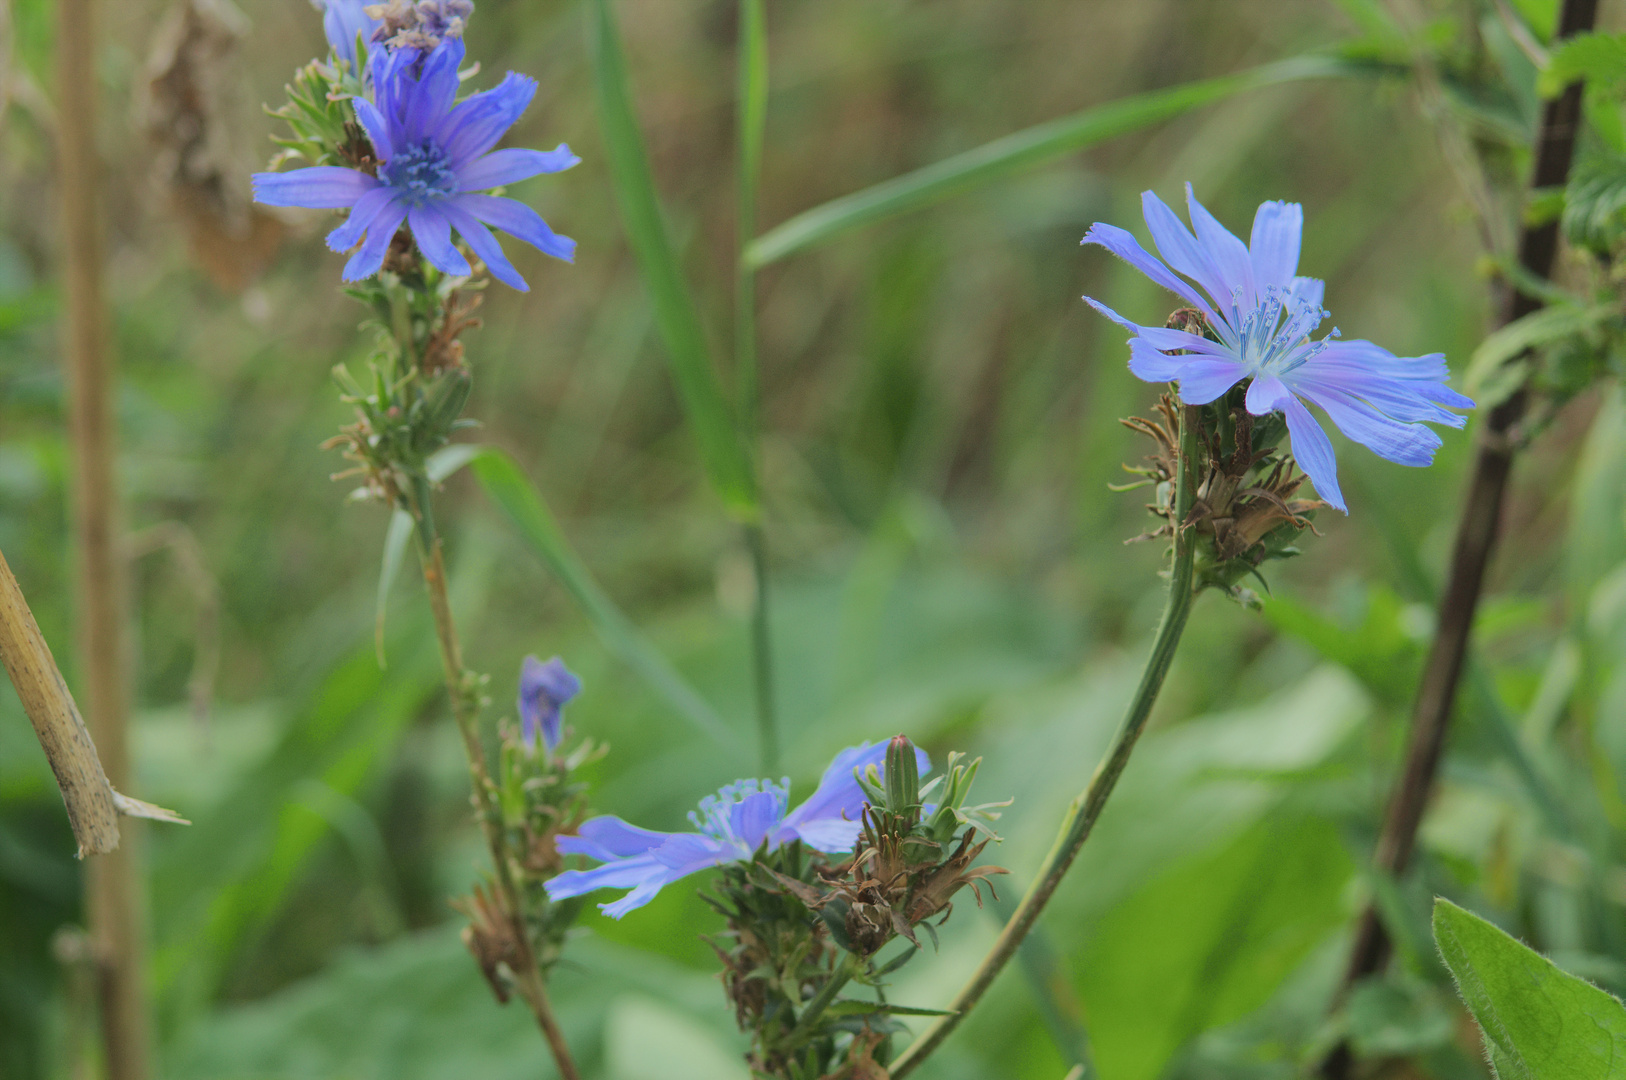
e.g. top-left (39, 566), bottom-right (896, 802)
top-left (1433, 898), bottom-right (1626, 1078)
top-left (1539, 31), bottom-right (1626, 98)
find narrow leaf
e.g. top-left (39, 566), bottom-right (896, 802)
top-left (588, 0), bottom-right (755, 518)
top-left (1464, 301), bottom-right (1616, 403)
top-left (1433, 898), bottom-right (1626, 1078)
top-left (746, 54), bottom-right (1363, 267)
top-left (824, 1001), bottom-right (956, 1018)
top-left (469, 446), bottom-right (733, 746)
top-left (375, 508), bottom-right (415, 666)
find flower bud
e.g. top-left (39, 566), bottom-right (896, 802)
top-left (885, 734), bottom-right (919, 813)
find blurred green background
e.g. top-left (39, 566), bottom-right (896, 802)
top-left (3, 0), bottom-right (1624, 1077)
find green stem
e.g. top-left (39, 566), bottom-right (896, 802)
top-left (782, 952), bottom-right (860, 1053)
top-left (746, 522), bottom-right (779, 772)
top-left (736, 0), bottom-right (776, 773)
top-left (410, 482), bottom-right (583, 1080)
top-left (889, 406), bottom-right (1201, 1079)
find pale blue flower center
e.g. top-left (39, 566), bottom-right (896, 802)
top-left (381, 141), bottom-right (457, 204)
top-left (690, 778), bottom-right (790, 856)
top-left (1222, 286), bottom-right (1334, 379)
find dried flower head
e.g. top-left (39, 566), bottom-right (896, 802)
top-left (365, 0), bottom-right (473, 52)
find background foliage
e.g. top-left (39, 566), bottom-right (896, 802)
top-left (2, 0), bottom-right (1623, 1077)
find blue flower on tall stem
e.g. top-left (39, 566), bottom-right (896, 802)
top-left (252, 38), bottom-right (578, 291)
top-left (1083, 185), bottom-right (1473, 513)
top-left (518, 655), bottom-right (581, 754)
top-left (546, 742), bottom-right (930, 918)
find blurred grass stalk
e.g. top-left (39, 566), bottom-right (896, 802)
top-left (407, 478), bottom-right (582, 1080)
top-left (56, 0), bottom-right (150, 1077)
top-left (735, 0), bottom-right (777, 774)
top-left (891, 407), bottom-right (1202, 1078)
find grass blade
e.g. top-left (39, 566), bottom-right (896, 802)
top-left (747, 54), bottom-right (1363, 267)
top-left (469, 446), bottom-right (733, 746)
top-left (589, 0), bottom-right (755, 518)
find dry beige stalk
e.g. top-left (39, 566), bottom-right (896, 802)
top-left (0, 545), bottom-right (121, 856)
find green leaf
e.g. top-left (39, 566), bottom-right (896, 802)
top-left (1433, 897), bottom-right (1626, 1078)
top-left (1345, 974), bottom-right (1457, 1057)
top-left (588, 0), bottom-right (755, 518)
top-left (468, 446), bottom-right (733, 746)
top-left (746, 54), bottom-right (1363, 267)
top-left (1463, 302), bottom-right (1615, 405)
top-left (1539, 32), bottom-right (1626, 98)
top-left (824, 1000), bottom-right (956, 1018)
top-left (374, 508), bottom-right (415, 665)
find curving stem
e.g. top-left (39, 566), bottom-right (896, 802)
top-left (411, 477), bottom-right (582, 1080)
top-left (889, 405), bottom-right (1202, 1078)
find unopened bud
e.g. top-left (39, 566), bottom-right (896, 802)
top-left (885, 734), bottom-right (919, 813)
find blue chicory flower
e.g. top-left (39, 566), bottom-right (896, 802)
top-left (1082, 185), bottom-right (1473, 513)
top-left (251, 37), bottom-right (578, 291)
top-left (313, 0), bottom-right (381, 70)
top-left (518, 655), bottom-right (581, 753)
top-left (545, 741), bottom-right (931, 918)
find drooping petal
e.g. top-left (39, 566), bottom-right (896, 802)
top-left (565, 816), bottom-right (674, 860)
top-left (791, 816), bottom-right (866, 854)
top-left (1185, 184), bottom-right (1256, 311)
top-left (1168, 357), bottom-right (1249, 405)
top-left (252, 167), bottom-right (377, 209)
top-left (1082, 299), bottom-right (1233, 358)
top-left (437, 72), bottom-right (539, 169)
top-left (600, 878), bottom-right (677, 918)
top-left (1249, 200), bottom-right (1302, 295)
top-left (1281, 395), bottom-right (1346, 513)
top-left (352, 97), bottom-right (395, 162)
top-left (546, 853), bottom-right (666, 897)
top-left (1244, 373), bottom-right (1291, 415)
top-left (342, 199), bottom-right (409, 281)
top-left (1290, 382), bottom-right (1444, 468)
top-left (456, 146), bottom-right (581, 191)
top-left (325, 187), bottom-right (401, 252)
top-left (438, 200), bottom-right (527, 290)
top-left (452, 193), bottom-right (576, 263)
top-left (1140, 190), bottom-right (1233, 315)
top-left (649, 833), bottom-right (731, 876)
top-left (1082, 221), bottom-right (1216, 322)
top-left (778, 741), bottom-right (930, 849)
top-left (408, 203), bottom-right (473, 276)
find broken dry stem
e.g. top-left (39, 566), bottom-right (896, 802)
top-left (0, 543), bottom-right (120, 856)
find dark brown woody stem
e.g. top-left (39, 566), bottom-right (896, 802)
top-left (1319, 1), bottom-right (1598, 1075)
